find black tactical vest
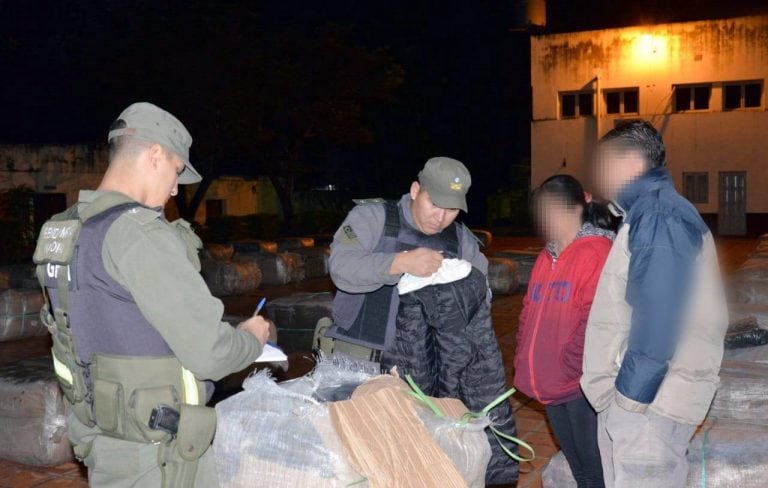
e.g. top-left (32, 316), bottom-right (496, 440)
top-left (327, 200), bottom-right (460, 350)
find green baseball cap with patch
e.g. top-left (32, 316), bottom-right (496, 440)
top-left (418, 157), bottom-right (472, 212)
top-left (107, 102), bottom-right (201, 184)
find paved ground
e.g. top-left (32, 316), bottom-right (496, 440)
top-left (0, 236), bottom-right (755, 487)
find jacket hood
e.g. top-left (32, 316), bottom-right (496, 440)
top-left (546, 222), bottom-right (615, 258)
top-left (614, 166), bottom-right (674, 214)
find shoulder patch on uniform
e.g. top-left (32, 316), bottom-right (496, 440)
top-left (122, 206), bottom-right (162, 225)
top-left (342, 224), bottom-right (358, 241)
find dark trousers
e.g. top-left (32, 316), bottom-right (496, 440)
top-left (545, 392), bottom-right (605, 488)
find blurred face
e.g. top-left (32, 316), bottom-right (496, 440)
top-left (144, 144), bottom-right (183, 208)
top-left (534, 193), bottom-right (583, 243)
top-left (593, 145), bottom-right (647, 202)
top-left (409, 182), bottom-right (460, 235)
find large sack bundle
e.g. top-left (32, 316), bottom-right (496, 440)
top-left (276, 237), bottom-right (315, 252)
top-left (0, 264), bottom-right (36, 289)
top-left (493, 251), bottom-right (537, 287)
top-left (728, 279), bottom-right (768, 305)
top-left (686, 420), bottom-right (768, 487)
top-left (0, 289), bottom-right (47, 342)
top-left (470, 229), bottom-right (492, 249)
top-left (232, 240), bottom-right (279, 254)
top-left (709, 360), bottom-right (768, 423)
top-left (0, 357), bottom-right (73, 466)
top-left (487, 257), bottom-right (520, 295)
top-left (266, 293), bottom-right (334, 352)
top-left (724, 343), bottom-right (768, 363)
top-left (293, 247), bottom-right (331, 278)
top-left (214, 359), bottom-right (494, 488)
top-left (205, 243), bottom-right (235, 261)
top-left (201, 259), bottom-right (262, 296)
top-left (214, 372), bottom-right (361, 488)
top-left (235, 252), bottom-right (305, 286)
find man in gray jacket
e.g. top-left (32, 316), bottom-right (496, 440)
top-left (324, 157), bottom-right (519, 485)
top-left (582, 121), bottom-right (728, 487)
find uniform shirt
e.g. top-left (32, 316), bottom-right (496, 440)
top-left (78, 190), bottom-right (262, 381)
top-left (329, 194), bottom-right (488, 294)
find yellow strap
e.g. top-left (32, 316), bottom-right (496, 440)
top-left (52, 353), bottom-right (74, 385)
top-left (181, 367), bottom-right (200, 405)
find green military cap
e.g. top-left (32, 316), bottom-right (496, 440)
top-left (418, 157), bottom-right (472, 212)
top-left (108, 102), bottom-right (201, 185)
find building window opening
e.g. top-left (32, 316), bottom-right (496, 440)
top-left (604, 88), bottom-right (639, 115)
top-left (724, 81), bottom-right (763, 110)
top-left (683, 172), bottom-right (709, 204)
top-left (560, 91), bottom-right (594, 118)
top-left (675, 84), bottom-right (711, 112)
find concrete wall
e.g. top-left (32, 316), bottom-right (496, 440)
top-left (531, 16), bottom-right (768, 219)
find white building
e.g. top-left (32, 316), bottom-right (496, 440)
top-left (531, 15), bottom-right (768, 235)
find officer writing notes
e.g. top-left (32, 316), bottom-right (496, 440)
top-left (33, 102), bottom-right (270, 487)
top-left (325, 158), bottom-right (520, 485)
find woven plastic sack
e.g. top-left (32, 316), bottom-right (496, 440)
top-left (487, 257), bottom-right (520, 295)
top-left (542, 451), bottom-right (576, 488)
top-left (234, 252), bottom-right (304, 285)
top-left (687, 420), bottom-right (768, 487)
top-left (201, 259), bottom-right (262, 296)
top-left (724, 343), bottom-right (768, 363)
top-left (213, 371), bottom-right (363, 488)
top-left (0, 289), bottom-right (47, 341)
top-left (709, 361), bottom-right (768, 424)
top-left (0, 357), bottom-right (73, 465)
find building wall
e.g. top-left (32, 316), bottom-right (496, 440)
top-left (0, 144), bottom-right (279, 224)
top-left (0, 144), bottom-right (108, 206)
top-left (531, 16), bottom-right (768, 225)
top-left (190, 176), bottom-right (280, 223)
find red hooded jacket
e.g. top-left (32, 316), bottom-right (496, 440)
top-left (514, 227), bottom-right (613, 405)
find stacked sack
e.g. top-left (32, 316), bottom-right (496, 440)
top-left (199, 237), bottom-right (332, 295)
top-left (213, 356), bottom-right (494, 488)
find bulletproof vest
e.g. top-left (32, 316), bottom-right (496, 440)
top-left (42, 203), bottom-right (173, 363)
top-left (33, 200), bottom-right (215, 484)
top-left (327, 200), bottom-right (460, 350)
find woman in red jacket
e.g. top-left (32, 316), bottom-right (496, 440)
top-left (514, 175), bottom-right (614, 488)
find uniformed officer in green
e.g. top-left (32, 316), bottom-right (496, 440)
top-left (33, 102), bottom-right (271, 487)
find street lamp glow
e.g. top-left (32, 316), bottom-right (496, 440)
top-left (632, 33), bottom-right (668, 66)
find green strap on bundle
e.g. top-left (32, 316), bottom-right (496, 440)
top-left (404, 375), bottom-right (535, 463)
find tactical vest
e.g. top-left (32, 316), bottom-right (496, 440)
top-left (33, 200), bottom-right (215, 487)
top-left (327, 200), bottom-right (461, 351)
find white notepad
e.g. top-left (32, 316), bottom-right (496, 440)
top-left (254, 343), bottom-right (288, 363)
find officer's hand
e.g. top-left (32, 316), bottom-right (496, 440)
top-left (390, 247), bottom-right (444, 277)
top-left (238, 315), bottom-right (272, 346)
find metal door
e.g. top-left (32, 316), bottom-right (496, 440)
top-left (719, 172), bottom-right (747, 236)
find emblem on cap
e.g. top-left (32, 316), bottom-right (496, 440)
top-left (450, 177), bottom-right (463, 191)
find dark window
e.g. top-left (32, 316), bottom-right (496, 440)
top-left (675, 87), bottom-right (691, 112)
top-left (561, 94), bottom-right (576, 118)
top-left (745, 83), bottom-right (762, 108)
top-left (206, 199), bottom-right (224, 219)
top-left (683, 172), bottom-right (709, 204)
top-left (606, 91), bottom-right (621, 114)
top-left (578, 93), bottom-right (594, 116)
top-left (693, 86), bottom-right (710, 110)
top-left (560, 91), bottom-right (594, 118)
top-left (675, 84), bottom-right (712, 111)
top-left (724, 85), bottom-right (742, 110)
top-left (623, 89), bottom-right (639, 113)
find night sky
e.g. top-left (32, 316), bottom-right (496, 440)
top-left (1, 0), bottom-right (766, 225)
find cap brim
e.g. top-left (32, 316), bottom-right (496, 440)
top-left (177, 161), bottom-right (202, 185)
top-left (430, 192), bottom-right (468, 213)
